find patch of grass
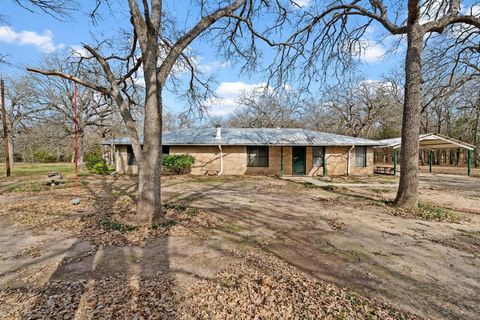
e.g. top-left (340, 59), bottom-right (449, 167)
top-left (370, 188), bottom-right (391, 194)
top-left (98, 216), bottom-right (137, 232)
top-left (415, 202), bottom-right (462, 222)
top-left (3, 179), bottom-right (89, 193)
top-left (163, 202), bottom-right (188, 211)
top-left (0, 163), bottom-right (78, 178)
top-left (4, 182), bottom-right (44, 193)
top-left (366, 199), bottom-right (462, 223)
top-left (373, 200), bottom-right (463, 223)
top-left (151, 219), bottom-right (178, 229)
top-left (185, 207), bottom-right (199, 217)
top-left (218, 223), bottom-right (245, 233)
top-left (303, 182), bottom-right (320, 189)
top-left (320, 185), bottom-right (346, 192)
top-left (163, 201), bottom-right (199, 217)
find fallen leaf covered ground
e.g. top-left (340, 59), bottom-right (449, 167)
top-left (1, 173), bottom-right (479, 319)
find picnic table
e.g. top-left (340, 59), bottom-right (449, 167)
top-left (374, 166), bottom-right (395, 175)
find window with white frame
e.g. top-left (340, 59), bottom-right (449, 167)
top-left (247, 146), bottom-right (269, 167)
top-left (313, 146), bottom-right (325, 167)
top-left (355, 146), bottom-right (367, 167)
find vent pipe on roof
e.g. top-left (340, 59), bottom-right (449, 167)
top-left (215, 125), bottom-right (222, 139)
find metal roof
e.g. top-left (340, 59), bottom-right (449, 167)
top-left (103, 128), bottom-right (383, 146)
top-left (377, 133), bottom-right (475, 150)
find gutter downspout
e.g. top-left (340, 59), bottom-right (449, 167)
top-left (347, 145), bottom-right (355, 176)
top-left (218, 145), bottom-right (223, 175)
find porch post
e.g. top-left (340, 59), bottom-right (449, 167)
top-left (468, 149), bottom-right (472, 176)
top-left (429, 150), bottom-right (433, 173)
top-left (393, 148), bottom-right (397, 176)
top-left (280, 146), bottom-right (284, 176)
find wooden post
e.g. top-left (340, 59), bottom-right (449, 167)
top-left (429, 150), bottom-right (433, 173)
top-left (393, 148), bottom-right (397, 176)
top-left (1, 79), bottom-right (10, 177)
top-left (468, 149), bottom-right (472, 177)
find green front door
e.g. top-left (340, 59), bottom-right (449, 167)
top-left (292, 147), bottom-right (306, 175)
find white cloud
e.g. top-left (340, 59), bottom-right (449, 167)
top-left (462, 5), bottom-right (480, 16)
top-left (207, 81), bottom-right (266, 116)
top-left (292, 0), bottom-right (311, 8)
top-left (69, 45), bottom-right (90, 58)
top-left (0, 26), bottom-right (63, 53)
top-left (216, 81), bottom-right (265, 96)
top-left (449, 5), bottom-right (480, 36)
top-left (197, 60), bottom-right (231, 73)
top-left (362, 41), bottom-right (386, 63)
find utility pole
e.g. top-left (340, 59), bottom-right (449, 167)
top-left (1, 79), bottom-right (11, 177)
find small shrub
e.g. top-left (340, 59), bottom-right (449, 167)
top-left (92, 161), bottom-right (111, 175)
top-left (162, 154), bottom-right (195, 174)
top-left (86, 155), bottom-right (112, 175)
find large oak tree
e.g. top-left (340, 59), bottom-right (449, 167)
top-left (29, 0), bottom-right (293, 224)
top-left (273, 0), bottom-right (480, 208)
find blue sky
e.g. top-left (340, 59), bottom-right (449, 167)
top-left (0, 0), bottom-right (407, 118)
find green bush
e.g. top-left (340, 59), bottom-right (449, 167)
top-left (85, 153), bottom-right (103, 170)
top-left (162, 154), bottom-right (195, 174)
top-left (85, 155), bottom-right (111, 175)
top-left (92, 161), bottom-right (111, 175)
top-left (34, 151), bottom-right (57, 163)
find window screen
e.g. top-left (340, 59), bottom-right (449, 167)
top-left (247, 146), bottom-right (269, 167)
top-left (313, 147), bottom-right (325, 167)
top-left (355, 146), bottom-right (367, 167)
top-left (127, 145), bottom-right (136, 165)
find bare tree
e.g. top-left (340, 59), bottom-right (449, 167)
top-left (0, 76), bottom-right (45, 166)
top-left (163, 111), bottom-right (194, 131)
top-left (28, 52), bottom-right (119, 167)
top-left (227, 88), bottom-right (303, 128)
top-left (12, 0), bottom-right (76, 18)
top-left (28, 0), bottom-right (292, 224)
top-left (323, 79), bottom-right (395, 137)
top-left (272, 0), bottom-right (480, 208)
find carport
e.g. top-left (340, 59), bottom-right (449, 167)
top-left (375, 133), bottom-right (475, 176)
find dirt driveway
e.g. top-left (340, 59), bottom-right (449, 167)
top-left (0, 174), bottom-right (479, 319)
top-left (164, 175), bottom-right (480, 319)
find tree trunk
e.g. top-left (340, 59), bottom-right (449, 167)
top-left (135, 37), bottom-right (163, 225)
top-left (395, 1), bottom-right (424, 208)
top-left (136, 98), bottom-right (162, 224)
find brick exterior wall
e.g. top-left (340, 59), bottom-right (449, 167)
top-left (114, 145), bottom-right (373, 176)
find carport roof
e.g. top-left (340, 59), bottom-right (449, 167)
top-left (102, 128), bottom-right (383, 146)
top-left (377, 133), bottom-right (474, 150)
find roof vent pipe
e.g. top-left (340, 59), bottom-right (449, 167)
top-left (215, 125), bottom-right (222, 139)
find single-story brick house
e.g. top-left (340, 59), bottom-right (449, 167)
top-left (102, 127), bottom-right (384, 176)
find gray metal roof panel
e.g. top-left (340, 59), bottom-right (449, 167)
top-left (102, 128), bottom-right (384, 146)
